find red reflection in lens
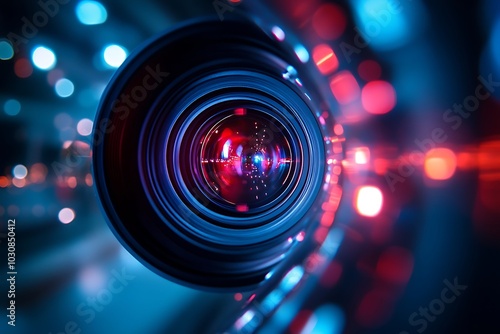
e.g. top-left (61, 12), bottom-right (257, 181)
top-left (200, 112), bottom-right (295, 209)
top-left (312, 4), bottom-right (347, 41)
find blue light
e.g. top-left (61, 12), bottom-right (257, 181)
top-left (55, 78), bottom-right (75, 98)
top-left (278, 265), bottom-right (304, 293)
top-left (490, 19), bottom-right (500, 70)
top-left (0, 40), bottom-right (14, 60)
top-left (4, 99), bottom-right (21, 116)
top-left (103, 44), bottom-right (128, 68)
top-left (350, 0), bottom-right (414, 51)
top-left (32, 46), bottom-right (56, 70)
top-left (12, 164), bottom-right (28, 179)
top-left (76, 1), bottom-right (107, 25)
top-left (305, 304), bottom-right (345, 334)
top-left (294, 44), bottom-right (309, 63)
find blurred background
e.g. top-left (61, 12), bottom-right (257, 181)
top-left (0, 0), bottom-right (499, 333)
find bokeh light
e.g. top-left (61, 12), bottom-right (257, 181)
top-left (14, 58), bottom-right (33, 78)
top-left (361, 80), bottom-right (396, 114)
top-left (76, 1), bottom-right (108, 25)
top-left (103, 44), bottom-right (128, 68)
top-left (312, 3), bottom-right (347, 40)
top-left (32, 46), bottom-right (57, 70)
top-left (294, 44), bottom-right (309, 63)
top-left (271, 26), bottom-right (285, 41)
top-left (424, 148), bottom-right (457, 180)
top-left (12, 164), bottom-right (28, 179)
top-left (312, 44), bottom-right (339, 75)
top-left (329, 71), bottom-right (360, 105)
top-left (4, 99), bottom-right (21, 116)
top-left (0, 40), bottom-right (14, 60)
top-left (77, 118), bottom-right (93, 136)
top-left (55, 78), bottom-right (75, 98)
top-left (355, 186), bottom-right (383, 217)
top-left (58, 208), bottom-right (76, 224)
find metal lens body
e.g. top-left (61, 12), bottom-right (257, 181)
top-left (93, 19), bottom-right (344, 290)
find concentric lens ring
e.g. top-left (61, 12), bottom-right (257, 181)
top-left (93, 19), bottom-right (342, 290)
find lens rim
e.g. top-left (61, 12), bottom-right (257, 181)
top-left (92, 18), bottom-right (343, 290)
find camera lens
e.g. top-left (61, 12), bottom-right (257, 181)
top-left (93, 19), bottom-right (344, 290)
top-left (186, 108), bottom-right (297, 213)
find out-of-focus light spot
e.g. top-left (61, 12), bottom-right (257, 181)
top-left (303, 304), bottom-right (345, 334)
top-left (356, 186), bottom-right (383, 217)
top-left (47, 69), bottom-right (64, 86)
top-left (12, 178), bottom-right (26, 188)
top-left (312, 44), bottom-right (339, 75)
top-left (13, 164), bottom-right (28, 179)
top-left (424, 148), bottom-right (457, 180)
top-left (294, 44), bottom-right (309, 63)
top-left (85, 173), bottom-right (93, 186)
top-left (58, 208), bottom-right (75, 224)
top-left (354, 147), bottom-right (370, 164)
top-left (358, 60), bottom-right (382, 81)
top-left (279, 266), bottom-right (304, 293)
top-left (4, 99), bottom-right (21, 116)
top-left (333, 124), bottom-right (344, 136)
top-left (271, 26), bottom-right (285, 41)
top-left (361, 80), bottom-right (396, 114)
top-left (376, 247), bottom-right (414, 284)
top-left (290, 310), bottom-right (314, 334)
top-left (352, 0), bottom-right (412, 51)
top-left (234, 293), bottom-right (243, 301)
top-left (29, 163), bottom-right (47, 183)
top-left (77, 118), bottom-right (93, 136)
top-left (235, 309), bottom-right (259, 332)
top-left (32, 46), bottom-right (56, 70)
top-left (14, 58), bottom-right (33, 78)
top-left (296, 231), bottom-right (305, 242)
top-left (312, 3), bottom-right (347, 40)
top-left (0, 176), bottom-right (10, 188)
top-left (67, 176), bottom-right (77, 188)
top-left (103, 44), bottom-right (127, 68)
top-left (79, 266), bottom-right (106, 294)
top-left (0, 40), bottom-right (14, 60)
top-left (330, 71), bottom-right (360, 105)
top-left (76, 1), bottom-right (108, 25)
top-left (55, 78), bottom-right (75, 98)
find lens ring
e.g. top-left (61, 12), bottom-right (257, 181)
top-left (142, 71), bottom-right (323, 245)
top-left (93, 19), bottom-right (344, 290)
